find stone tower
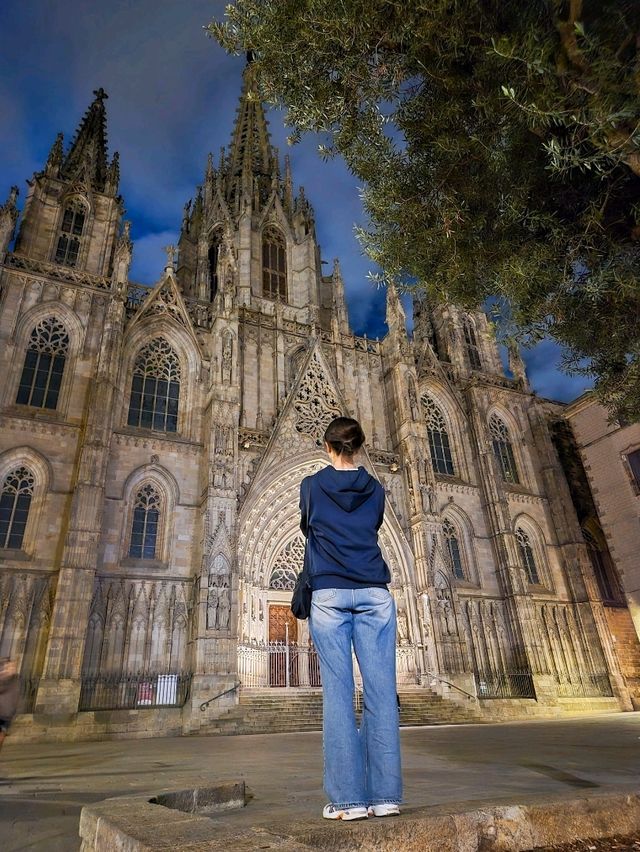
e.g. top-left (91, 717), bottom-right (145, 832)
top-left (0, 68), bottom-right (635, 741)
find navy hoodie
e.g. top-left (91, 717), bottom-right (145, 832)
top-left (299, 465), bottom-right (390, 590)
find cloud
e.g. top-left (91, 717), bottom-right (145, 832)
top-left (0, 0), bottom-right (594, 405)
top-left (129, 229), bottom-right (178, 286)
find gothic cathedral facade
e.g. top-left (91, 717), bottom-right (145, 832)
top-left (0, 66), bottom-right (635, 739)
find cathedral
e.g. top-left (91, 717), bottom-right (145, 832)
top-left (0, 62), bottom-right (637, 741)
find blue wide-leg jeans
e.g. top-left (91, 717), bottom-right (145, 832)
top-left (309, 587), bottom-right (402, 809)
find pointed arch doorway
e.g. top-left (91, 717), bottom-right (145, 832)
top-left (267, 533), bottom-right (320, 687)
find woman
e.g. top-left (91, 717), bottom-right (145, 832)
top-left (300, 417), bottom-right (402, 821)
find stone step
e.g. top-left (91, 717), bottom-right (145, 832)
top-left (198, 686), bottom-right (485, 735)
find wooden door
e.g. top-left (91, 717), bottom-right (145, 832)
top-left (269, 605), bottom-right (298, 687)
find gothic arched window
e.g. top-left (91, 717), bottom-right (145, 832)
top-left (462, 317), bottom-right (482, 370)
top-left (127, 338), bottom-right (181, 432)
top-left (443, 518), bottom-right (465, 580)
top-left (489, 414), bottom-right (519, 484)
top-left (422, 395), bottom-right (455, 476)
top-left (54, 201), bottom-right (86, 267)
top-left (16, 316), bottom-right (69, 409)
top-left (269, 535), bottom-right (305, 591)
top-left (129, 484), bottom-right (162, 559)
top-left (516, 527), bottom-right (540, 584)
top-left (208, 229), bottom-right (222, 301)
top-left (0, 466), bottom-right (34, 550)
top-left (262, 226), bottom-right (286, 300)
top-left (583, 527), bottom-right (621, 604)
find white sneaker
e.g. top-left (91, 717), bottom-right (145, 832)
top-left (368, 803), bottom-right (400, 817)
top-left (323, 804), bottom-right (368, 821)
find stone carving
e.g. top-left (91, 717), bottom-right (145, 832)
top-left (269, 534), bottom-right (305, 591)
top-left (435, 580), bottom-right (456, 636)
top-left (221, 331), bottom-right (233, 384)
top-left (420, 483), bottom-right (438, 515)
top-left (207, 554), bottom-right (231, 631)
top-left (397, 606), bottom-right (410, 644)
top-left (293, 350), bottom-right (342, 445)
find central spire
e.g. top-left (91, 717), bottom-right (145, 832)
top-left (224, 60), bottom-right (276, 209)
top-left (61, 88), bottom-right (110, 191)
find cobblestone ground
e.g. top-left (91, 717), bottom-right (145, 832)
top-left (530, 835), bottom-right (640, 851)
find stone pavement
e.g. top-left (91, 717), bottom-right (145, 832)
top-left (1, 712), bottom-right (639, 851)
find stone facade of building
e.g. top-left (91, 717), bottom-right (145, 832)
top-left (563, 396), bottom-right (640, 705)
top-left (0, 68), bottom-right (635, 740)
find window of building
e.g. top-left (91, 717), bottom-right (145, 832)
top-left (54, 201), bottom-right (86, 267)
top-left (583, 527), bottom-right (622, 604)
top-left (443, 518), bottom-right (465, 580)
top-left (269, 536), bottom-right (305, 591)
top-left (208, 230), bottom-right (222, 301)
top-left (516, 527), bottom-right (540, 584)
top-left (422, 395), bottom-right (455, 476)
top-left (0, 466), bottom-right (34, 550)
top-left (489, 413), bottom-right (520, 484)
top-left (129, 484), bottom-right (161, 559)
top-left (626, 448), bottom-right (640, 492)
top-left (127, 338), bottom-right (181, 432)
top-left (462, 317), bottom-right (482, 370)
top-left (262, 226), bottom-right (286, 300)
top-left (16, 316), bottom-right (69, 409)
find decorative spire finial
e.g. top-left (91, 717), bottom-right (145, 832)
top-left (163, 244), bottom-right (177, 271)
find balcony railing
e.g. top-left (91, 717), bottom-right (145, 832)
top-left (79, 671), bottom-right (192, 711)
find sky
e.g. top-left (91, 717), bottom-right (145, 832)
top-left (0, 0), bottom-right (594, 404)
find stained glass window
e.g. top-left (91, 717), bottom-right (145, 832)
top-left (489, 414), bottom-right (519, 484)
top-left (422, 395), bottom-right (455, 476)
top-left (462, 317), bottom-right (482, 370)
top-left (54, 202), bottom-right (86, 267)
top-left (443, 518), bottom-right (465, 580)
top-left (0, 466), bottom-right (34, 549)
top-left (129, 484), bottom-right (161, 559)
top-left (516, 527), bottom-right (540, 584)
top-left (16, 317), bottom-right (69, 409)
top-left (262, 226), bottom-right (286, 300)
top-left (127, 338), bottom-right (181, 432)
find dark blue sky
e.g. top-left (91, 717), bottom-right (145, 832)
top-left (0, 0), bottom-right (593, 404)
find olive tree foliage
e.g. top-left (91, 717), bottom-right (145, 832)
top-left (210, 1), bottom-right (640, 418)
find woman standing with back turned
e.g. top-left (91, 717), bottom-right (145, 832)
top-left (300, 417), bottom-right (402, 821)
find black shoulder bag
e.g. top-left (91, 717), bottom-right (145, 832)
top-left (291, 490), bottom-right (312, 620)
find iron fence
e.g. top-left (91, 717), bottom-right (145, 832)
top-left (238, 641), bottom-right (322, 688)
top-left (79, 671), bottom-right (192, 711)
top-left (474, 670), bottom-right (536, 699)
top-left (554, 672), bottom-right (613, 698)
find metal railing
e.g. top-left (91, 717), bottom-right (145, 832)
top-left (425, 670), bottom-right (478, 702)
top-left (79, 671), bottom-right (192, 711)
top-left (238, 641), bottom-right (321, 688)
top-left (474, 670), bottom-right (536, 699)
top-left (554, 672), bottom-right (613, 698)
top-left (200, 681), bottom-right (241, 712)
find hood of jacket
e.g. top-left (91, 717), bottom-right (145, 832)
top-left (316, 465), bottom-right (378, 513)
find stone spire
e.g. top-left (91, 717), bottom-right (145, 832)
top-left (0, 186), bottom-right (19, 254)
top-left (61, 88), bottom-right (110, 191)
top-left (386, 281), bottom-right (407, 336)
top-left (224, 59), bottom-right (276, 210)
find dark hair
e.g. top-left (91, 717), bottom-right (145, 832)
top-left (324, 417), bottom-right (365, 457)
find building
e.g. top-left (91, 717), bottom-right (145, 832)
top-left (0, 64), bottom-right (636, 741)
top-left (562, 395), bottom-right (640, 703)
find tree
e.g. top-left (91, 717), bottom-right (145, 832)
top-left (210, 1), bottom-right (640, 419)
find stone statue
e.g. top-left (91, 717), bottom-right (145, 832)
top-left (420, 483), bottom-right (438, 515)
top-left (221, 334), bottom-right (233, 384)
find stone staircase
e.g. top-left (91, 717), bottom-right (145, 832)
top-left (198, 686), bottom-right (483, 736)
